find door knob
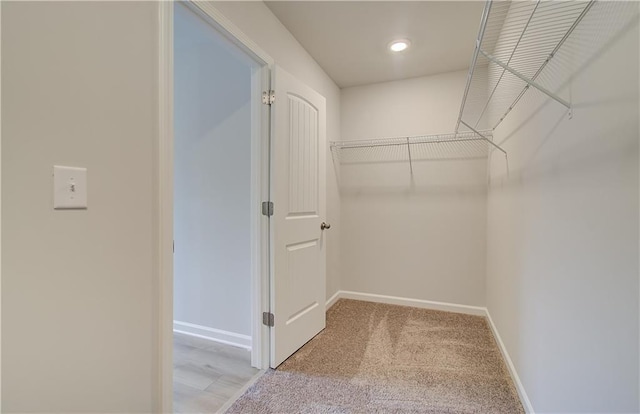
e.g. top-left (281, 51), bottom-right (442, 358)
top-left (321, 222), bottom-right (331, 230)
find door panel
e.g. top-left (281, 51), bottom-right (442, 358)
top-left (271, 66), bottom-right (327, 368)
top-left (287, 94), bottom-right (319, 215)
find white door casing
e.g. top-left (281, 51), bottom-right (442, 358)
top-left (159, 2), bottom-right (276, 410)
top-left (270, 65), bottom-right (327, 368)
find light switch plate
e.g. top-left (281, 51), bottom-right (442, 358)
top-left (53, 166), bottom-right (87, 209)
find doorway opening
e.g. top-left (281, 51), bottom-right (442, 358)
top-left (172, 3), bottom-right (269, 411)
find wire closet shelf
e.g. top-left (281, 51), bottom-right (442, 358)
top-left (455, 0), bottom-right (595, 135)
top-left (330, 131), bottom-right (501, 170)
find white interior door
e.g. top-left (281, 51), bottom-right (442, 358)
top-left (270, 65), bottom-right (327, 368)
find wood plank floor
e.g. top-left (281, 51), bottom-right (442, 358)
top-left (173, 333), bottom-right (259, 413)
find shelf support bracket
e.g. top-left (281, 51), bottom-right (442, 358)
top-left (406, 137), bottom-right (414, 176)
top-left (479, 49), bottom-right (571, 109)
top-left (460, 120), bottom-right (507, 156)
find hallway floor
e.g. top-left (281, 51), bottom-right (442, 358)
top-left (173, 333), bottom-right (259, 413)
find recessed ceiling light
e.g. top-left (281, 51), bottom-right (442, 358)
top-left (389, 39), bottom-right (410, 52)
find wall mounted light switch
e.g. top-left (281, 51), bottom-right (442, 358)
top-left (53, 165), bottom-right (87, 209)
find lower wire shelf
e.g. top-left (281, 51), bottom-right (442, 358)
top-left (330, 131), bottom-right (505, 171)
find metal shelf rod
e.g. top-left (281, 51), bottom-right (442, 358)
top-left (472, 0), bottom-right (541, 129)
top-left (460, 121), bottom-right (507, 156)
top-left (492, 0), bottom-right (596, 130)
top-left (330, 130), bottom-right (503, 166)
top-left (406, 137), bottom-right (414, 175)
top-left (331, 136), bottom-right (492, 150)
top-left (455, 0), bottom-right (493, 134)
top-left (456, 0), bottom-right (593, 132)
top-left (479, 49), bottom-right (571, 109)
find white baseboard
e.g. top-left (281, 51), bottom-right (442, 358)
top-left (173, 320), bottom-right (251, 350)
top-left (335, 290), bottom-right (487, 316)
top-left (485, 311), bottom-right (535, 414)
top-left (325, 290), bottom-right (341, 310)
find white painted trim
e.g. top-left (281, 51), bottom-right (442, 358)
top-left (174, 321), bottom-right (252, 350)
top-left (325, 290), bottom-right (341, 310)
top-left (485, 310), bottom-right (535, 414)
top-left (637, 18), bottom-right (640, 412)
top-left (249, 63), bottom-right (262, 368)
top-left (157, 2), bottom-right (174, 413)
top-left (251, 64), bottom-right (272, 370)
top-left (181, 0), bottom-right (273, 373)
top-left (188, 1), bottom-right (273, 67)
top-left (0, 1), bottom-right (3, 406)
top-left (337, 290), bottom-right (487, 316)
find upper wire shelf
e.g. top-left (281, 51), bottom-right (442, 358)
top-left (456, 0), bottom-right (595, 134)
top-left (330, 131), bottom-right (502, 171)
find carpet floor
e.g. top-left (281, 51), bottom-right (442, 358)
top-left (227, 299), bottom-right (524, 413)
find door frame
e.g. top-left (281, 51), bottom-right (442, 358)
top-left (157, 2), bottom-right (274, 411)
top-left (0, 1), bottom-right (3, 406)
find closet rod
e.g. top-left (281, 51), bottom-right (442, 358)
top-left (331, 136), bottom-right (493, 150)
top-left (330, 130), bottom-right (506, 165)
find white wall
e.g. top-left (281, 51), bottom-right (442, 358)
top-left (212, 1), bottom-right (342, 301)
top-left (340, 71), bottom-right (487, 307)
top-left (173, 4), bottom-right (254, 341)
top-left (2, 2), bottom-right (159, 412)
top-left (486, 2), bottom-right (639, 412)
top-left (1, 2), bottom-right (341, 411)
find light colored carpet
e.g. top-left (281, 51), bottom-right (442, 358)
top-left (227, 299), bottom-right (524, 413)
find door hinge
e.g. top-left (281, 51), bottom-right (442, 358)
top-left (262, 201), bottom-right (274, 217)
top-left (262, 312), bottom-right (274, 327)
top-left (262, 90), bottom-right (275, 105)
